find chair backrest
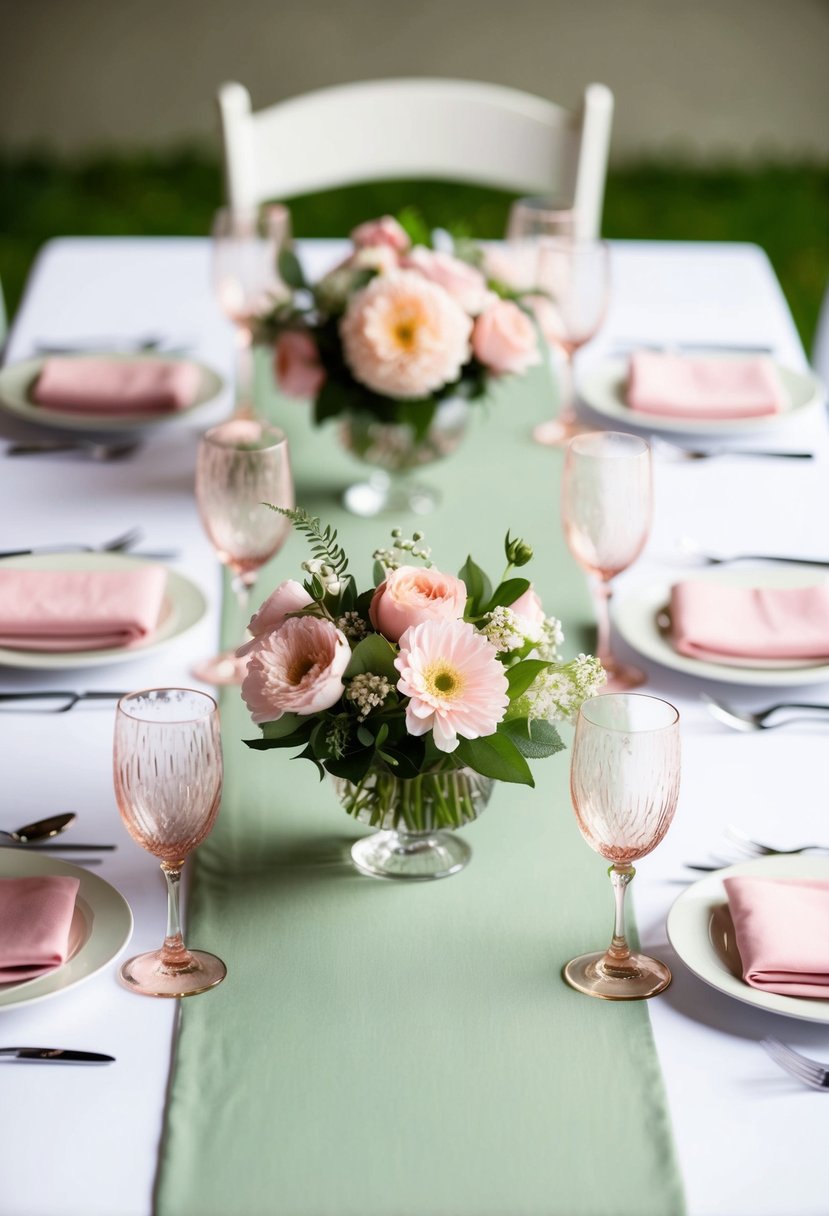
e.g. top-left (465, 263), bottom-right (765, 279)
top-left (217, 78), bottom-right (614, 240)
top-left (812, 281), bottom-right (829, 388)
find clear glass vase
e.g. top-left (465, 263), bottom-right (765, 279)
top-left (338, 396), bottom-right (469, 517)
top-left (333, 765), bottom-right (494, 880)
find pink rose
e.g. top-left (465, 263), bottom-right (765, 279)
top-left (237, 580), bottom-right (313, 658)
top-left (350, 216), bottom-right (411, 253)
top-left (509, 586), bottom-right (546, 629)
top-left (241, 615), bottom-right (350, 724)
top-left (472, 300), bottom-right (541, 376)
top-left (402, 247), bottom-right (492, 315)
top-left (274, 330), bottom-right (326, 399)
top-left (369, 565), bottom-right (468, 643)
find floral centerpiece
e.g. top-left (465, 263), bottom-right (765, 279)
top-left (241, 510), bottom-right (605, 879)
top-left (257, 215), bottom-right (544, 514)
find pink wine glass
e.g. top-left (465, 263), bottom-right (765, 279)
top-left (194, 418), bottom-right (294, 685)
top-left (114, 688), bottom-right (225, 998)
top-left (211, 204), bottom-right (291, 419)
top-left (564, 693), bottom-right (681, 1000)
top-left (562, 430), bottom-right (652, 692)
top-left (532, 238), bottom-right (610, 447)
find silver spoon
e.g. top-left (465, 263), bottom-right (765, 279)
top-left (0, 812), bottom-right (76, 843)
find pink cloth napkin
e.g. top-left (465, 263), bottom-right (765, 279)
top-left (0, 566), bottom-right (168, 650)
top-left (669, 579), bottom-right (829, 662)
top-left (33, 357), bottom-right (201, 414)
top-left (627, 351), bottom-right (786, 420)
top-left (724, 876), bottom-right (829, 998)
top-left (0, 875), bottom-right (80, 983)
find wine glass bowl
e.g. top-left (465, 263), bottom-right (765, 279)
top-left (564, 693), bottom-right (681, 1001)
top-left (532, 238), bottom-right (610, 446)
top-left (562, 431), bottom-right (652, 691)
top-left (113, 688), bottom-right (226, 998)
top-left (194, 419), bottom-right (294, 684)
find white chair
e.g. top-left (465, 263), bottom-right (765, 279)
top-left (217, 78), bottom-right (614, 240)
top-left (812, 282), bottom-right (829, 388)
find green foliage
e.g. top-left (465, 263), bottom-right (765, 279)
top-left (272, 506), bottom-right (349, 578)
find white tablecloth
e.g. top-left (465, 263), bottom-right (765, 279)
top-left (1, 238), bottom-right (828, 1216)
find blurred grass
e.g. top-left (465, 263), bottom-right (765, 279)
top-left (0, 150), bottom-right (826, 348)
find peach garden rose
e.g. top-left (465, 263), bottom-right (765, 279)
top-left (369, 564), bottom-right (468, 643)
top-left (472, 299), bottom-right (541, 376)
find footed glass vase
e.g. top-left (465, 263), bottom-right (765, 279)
top-left (338, 397), bottom-right (469, 517)
top-left (334, 765), bottom-right (494, 881)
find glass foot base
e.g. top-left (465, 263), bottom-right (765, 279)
top-left (343, 473), bottom-right (439, 517)
top-left (563, 950), bottom-right (672, 1000)
top-left (192, 649), bottom-right (249, 686)
top-left (119, 948), bottom-right (227, 998)
top-left (600, 658), bottom-right (647, 693)
top-left (351, 829), bottom-right (470, 880)
top-left (532, 415), bottom-right (590, 447)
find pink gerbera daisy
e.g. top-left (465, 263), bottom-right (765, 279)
top-left (395, 618), bottom-right (509, 753)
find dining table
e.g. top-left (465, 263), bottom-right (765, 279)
top-left (0, 234), bottom-right (828, 1216)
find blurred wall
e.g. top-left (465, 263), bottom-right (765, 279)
top-left (1, 0), bottom-right (827, 162)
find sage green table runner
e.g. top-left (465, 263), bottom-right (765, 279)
top-left (157, 364), bottom-right (684, 1216)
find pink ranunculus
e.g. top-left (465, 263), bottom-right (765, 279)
top-left (241, 615), bottom-right (350, 724)
top-left (340, 271), bottom-right (472, 399)
top-left (472, 300), bottom-right (541, 376)
top-left (509, 586), bottom-right (546, 630)
top-left (370, 565), bottom-right (468, 644)
top-left (350, 216), bottom-right (411, 253)
top-left (237, 580), bottom-right (313, 658)
top-left (274, 330), bottom-right (326, 399)
top-left (402, 247), bottom-right (492, 315)
top-left (395, 618), bottom-right (510, 753)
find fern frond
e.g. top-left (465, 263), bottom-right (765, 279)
top-left (264, 505), bottom-right (349, 577)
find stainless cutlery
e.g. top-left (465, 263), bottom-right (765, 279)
top-left (0, 526), bottom-right (143, 559)
top-left (0, 1047), bottom-right (115, 1064)
top-left (6, 439), bottom-right (141, 461)
top-left (722, 824), bottom-right (828, 859)
top-left (702, 694), bottom-right (829, 732)
top-left (34, 334), bottom-right (189, 355)
top-left (611, 340), bottom-right (775, 355)
top-left (762, 1038), bottom-right (829, 1091)
top-left (0, 691), bottom-right (127, 712)
top-left (680, 537), bottom-right (829, 567)
top-left (656, 440), bottom-right (813, 462)
top-left (0, 812), bottom-right (75, 843)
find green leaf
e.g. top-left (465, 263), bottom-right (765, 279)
top-left (458, 555), bottom-right (492, 615)
top-left (314, 380), bottom-right (352, 425)
top-left (396, 206), bottom-right (432, 249)
top-left (278, 248), bottom-right (306, 290)
top-left (454, 733), bottom-right (535, 786)
top-left (372, 561), bottom-right (386, 587)
top-left (497, 718), bottom-right (564, 760)
top-left (324, 750), bottom-right (375, 783)
top-left (294, 742), bottom-right (325, 779)
top-left (261, 713), bottom-right (305, 739)
top-left (344, 633), bottom-right (399, 683)
top-left (484, 577), bottom-right (531, 613)
top-left (505, 659), bottom-right (551, 700)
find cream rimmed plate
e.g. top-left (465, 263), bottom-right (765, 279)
top-left (667, 855), bottom-right (829, 1024)
top-left (0, 353), bottom-right (224, 432)
top-left (578, 356), bottom-right (823, 435)
top-left (0, 851), bottom-right (132, 1011)
top-left (0, 551), bottom-right (207, 670)
top-left (614, 565), bottom-right (829, 687)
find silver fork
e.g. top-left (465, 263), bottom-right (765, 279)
top-left (701, 694), bottom-right (829, 731)
top-left (723, 824), bottom-right (828, 858)
top-left (6, 440), bottom-right (141, 461)
top-left (679, 537), bottom-right (829, 567)
top-left (762, 1038), bottom-right (829, 1091)
top-left (0, 527), bottom-right (143, 559)
top-left (656, 442), bottom-right (813, 462)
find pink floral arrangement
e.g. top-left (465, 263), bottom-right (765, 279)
top-left (259, 214), bottom-right (542, 432)
top-left (242, 510), bottom-right (605, 794)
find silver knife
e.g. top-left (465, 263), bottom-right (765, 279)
top-left (0, 692), bottom-right (126, 711)
top-left (0, 1047), bottom-right (115, 1063)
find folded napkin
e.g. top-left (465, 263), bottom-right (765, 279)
top-left (0, 566), bottom-right (167, 651)
top-left (33, 357), bottom-right (201, 414)
top-left (627, 351), bottom-right (785, 420)
top-left (0, 875), bottom-right (80, 983)
top-left (724, 875), bottom-right (829, 998)
top-left (669, 579), bottom-right (829, 662)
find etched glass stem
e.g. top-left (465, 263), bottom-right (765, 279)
top-left (233, 326), bottom-right (255, 420)
top-left (160, 864), bottom-right (192, 973)
top-left (605, 863), bottom-right (635, 968)
top-left (593, 577), bottom-right (613, 667)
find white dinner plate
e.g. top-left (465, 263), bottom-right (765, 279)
top-left (0, 352), bottom-right (224, 432)
top-left (667, 855), bottom-right (829, 1024)
top-left (0, 851), bottom-right (133, 1011)
top-left (0, 551), bottom-right (207, 670)
top-left (578, 356), bottom-right (823, 435)
top-left (614, 565), bottom-right (829, 687)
